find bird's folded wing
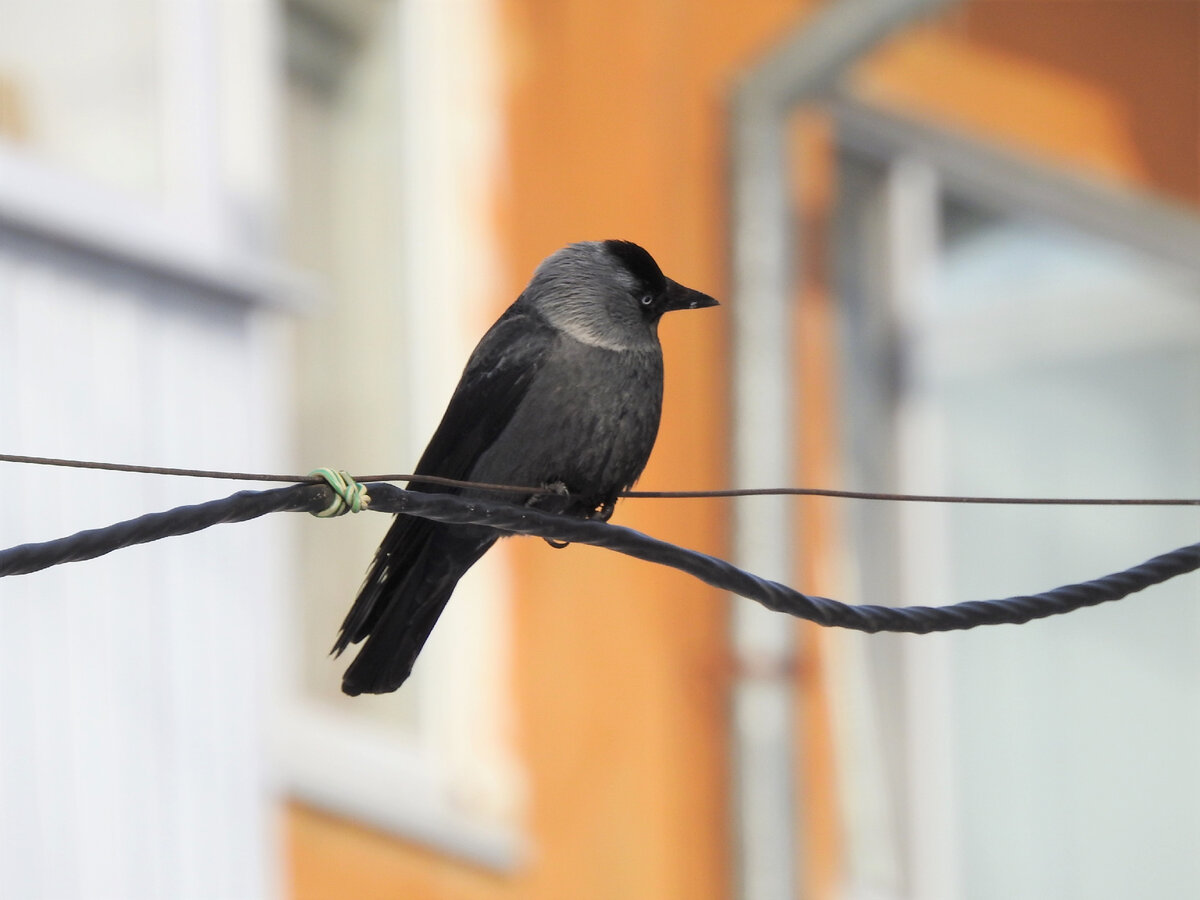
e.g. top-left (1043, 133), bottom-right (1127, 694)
top-left (410, 302), bottom-right (556, 484)
top-left (333, 302), bottom-right (554, 652)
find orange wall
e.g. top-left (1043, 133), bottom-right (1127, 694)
top-left (856, 1), bottom-right (1200, 203)
top-left (499, 4), bottom-right (810, 897)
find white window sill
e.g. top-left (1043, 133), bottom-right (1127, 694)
top-left (0, 144), bottom-right (315, 311)
top-left (273, 701), bottom-right (526, 871)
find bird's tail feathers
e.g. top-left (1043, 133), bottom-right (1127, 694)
top-left (332, 513), bottom-right (431, 657)
top-left (340, 581), bottom-right (455, 695)
top-left (339, 526), bottom-right (497, 695)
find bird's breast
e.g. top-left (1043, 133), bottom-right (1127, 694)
top-left (469, 339), bottom-right (664, 506)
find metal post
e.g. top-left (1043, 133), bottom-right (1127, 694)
top-left (729, 2), bottom-right (959, 898)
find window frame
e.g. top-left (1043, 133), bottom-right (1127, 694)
top-left (829, 95), bottom-right (1200, 899)
top-left (273, 0), bottom-right (524, 868)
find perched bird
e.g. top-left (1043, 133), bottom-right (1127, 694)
top-left (334, 240), bottom-right (718, 695)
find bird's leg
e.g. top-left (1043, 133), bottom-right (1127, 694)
top-left (530, 480), bottom-right (572, 548)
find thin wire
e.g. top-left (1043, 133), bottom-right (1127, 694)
top-left (0, 453), bottom-right (537, 495)
top-left (3, 451), bottom-right (1200, 506)
top-left (623, 487), bottom-right (1200, 506)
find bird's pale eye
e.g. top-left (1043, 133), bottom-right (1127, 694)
top-left (639, 294), bottom-right (654, 308)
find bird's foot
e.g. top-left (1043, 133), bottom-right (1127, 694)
top-left (533, 481), bottom-right (572, 548)
top-left (589, 500), bottom-right (615, 523)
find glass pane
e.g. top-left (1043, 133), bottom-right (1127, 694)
top-left (925, 218), bottom-right (1200, 899)
top-left (0, 0), bottom-right (162, 196)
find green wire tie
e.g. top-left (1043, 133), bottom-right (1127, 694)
top-left (309, 468), bottom-right (371, 517)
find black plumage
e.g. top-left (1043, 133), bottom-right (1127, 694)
top-left (334, 240), bottom-right (717, 695)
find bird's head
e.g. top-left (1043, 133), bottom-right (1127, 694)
top-left (525, 240), bottom-right (718, 350)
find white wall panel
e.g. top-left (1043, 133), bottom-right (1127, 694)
top-left (0, 226), bottom-right (286, 900)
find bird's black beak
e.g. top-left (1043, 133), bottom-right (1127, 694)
top-left (664, 278), bottom-right (719, 312)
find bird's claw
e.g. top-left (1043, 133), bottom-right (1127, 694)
top-left (589, 500), bottom-right (615, 523)
top-left (537, 481), bottom-right (572, 548)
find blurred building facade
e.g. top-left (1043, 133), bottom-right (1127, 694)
top-left (0, 1), bottom-right (289, 897)
top-left (1, 2), bottom-right (1199, 900)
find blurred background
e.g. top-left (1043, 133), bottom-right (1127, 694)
top-left (1, 1), bottom-right (1199, 898)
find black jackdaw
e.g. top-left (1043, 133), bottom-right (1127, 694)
top-left (334, 240), bottom-right (718, 695)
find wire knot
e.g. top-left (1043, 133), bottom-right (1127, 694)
top-left (309, 468), bottom-right (371, 517)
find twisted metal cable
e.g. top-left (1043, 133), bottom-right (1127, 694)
top-left (0, 485), bottom-right (325, 576)
top-left (2, 482), bottom-right (1197, 634)
top-left (365, 485), bottom-right (1200, 632)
